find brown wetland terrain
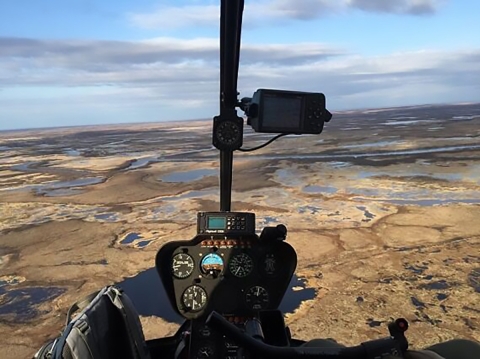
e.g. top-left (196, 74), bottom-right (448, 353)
top-left (0, 103), bottom-right (479, 358)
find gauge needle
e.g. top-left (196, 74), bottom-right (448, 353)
top-left (256, 287), bottom-right (260, 296)
top-left (235, 267), bottom-right (240, 275)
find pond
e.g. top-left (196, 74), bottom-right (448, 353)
top-left (303, 185), bottom-right (338, 194)
top-left (0, 285), bottom-right (66, 323)
top-left (120, 232), bottom-right (143, 245)
top-left (39, 177), bottom-right (104, 196)
top-left (160, 169), bottom-right (217, 183)
top-left (126, 157), bottom-right (159, 170)
top-left (0, 176), bottom-right (104, 196)
top-left (386, 198), bottom-right (480, 206)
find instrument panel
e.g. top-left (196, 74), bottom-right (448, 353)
top-left (156, 235), bottom-right (297, 320)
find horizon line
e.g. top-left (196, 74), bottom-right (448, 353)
top-left (1, 101), bottom-right (478, 133)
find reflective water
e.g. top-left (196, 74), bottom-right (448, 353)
top-left (44, 188), bottom-right (85, 197)
top-left (127, 157), bottom-right (159, 170)
top-left (303, 185), bottom-right (338, 194)
top-left (137, 240), bottom-right (152, 248)
top-left (64, 149), bottom-right (81, 156)
top-left (94, 213), bottom-right (119, 222)
top-left (117, 269), bottom-right (315, 324)
top-left (11, 161), bottom-right (37, 171)
top-left (0, 286), bottom-right (66, 322)
top-left (418, 280), bottom-right (455, 290)
top-left (275, 169), bottom-right (303, 187)
top-left (39, 177), bottom-right (104, 196)
top-left (383, 120), bottom-right (429, 126)
top-left (355, 170), bottom-right (465, 182)
top-left (328, 161), bottom-right (352, 169)
top-left (121, 233), bottom-right (143, 245)
top-left (357, 206), bottom-right (375, 220)
top-left (298, 206), bottom-right (321, 214)
top-left (387, 199), bottom-right (480, 206)
top-left (341, 140), bottom-right (404, 149)
top-left (0, 177), bottom-right (104, 196)
top-left (162, 189), bottom-right (218, 201)
top-left (253, 144), bottom-right (480, 161)
top-left (452, 115), bottom-right (480, 120)
top-left (152, 204), bottom-right (177, 215)
top-left (437, 293), bottom-right (449, 300)
top-left (160, 169), bottom-right (217, 183)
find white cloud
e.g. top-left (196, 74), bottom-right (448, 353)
top-left (0, 36), bottom-right (478, 121)
top-left (129, 5), bottom-right (220, 30)
top-left (347, 0), bottom-right (442, 15)
top-left (128, 0), bottom-right (445, 29)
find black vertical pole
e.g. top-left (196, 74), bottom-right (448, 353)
top-left (219, 153), bottom-right (233, 211)
top-left (218, 0), bottom-right (244, 212)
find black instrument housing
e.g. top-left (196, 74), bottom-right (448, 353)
top-left (155, 233), bottom-right (297, 320)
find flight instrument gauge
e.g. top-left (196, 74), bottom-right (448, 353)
top-left (245, 286), bottom-right (269, 310)
top-left (229, 253), bottom-right (254, 278)
top-left (172, 253), bottom-right (195, 279)
top-left (201, 253), bottom-right (224, 278)
top-left (196, 343), bottom-right (215, 359)
top-left (182, 285), bottom-right (208, 312)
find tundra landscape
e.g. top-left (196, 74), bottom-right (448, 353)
top-left (0, 103), bottom-right (479, 358)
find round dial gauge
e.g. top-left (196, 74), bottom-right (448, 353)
top-left (182, 285), bottom-right (208, 312)
top-left (229, 253), bottom-right (254, 278)
top-left (171, 253), bottom-right (194, 279)
top-left (245, 286), bottom-right (269, 310)
top-left (196, 344), bottom-right (215, 359)
top-left (200, 253), bottom-right (224, 278)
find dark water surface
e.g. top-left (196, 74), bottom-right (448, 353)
top-left (160, 169), bottom-right (217, 183)
top-left (127, 157), bottom-right (159, 170)
top-left (0, 286), bottom-right (66, 322)
top-left (121, 232), bottom-right (143, 245)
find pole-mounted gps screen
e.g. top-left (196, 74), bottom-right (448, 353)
top-left (262, 94), bottom-right (302, 130)
top-left (242, 89), bottom-right (332, 134)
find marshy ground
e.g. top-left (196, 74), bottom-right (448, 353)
top-left (0, 103), bottom-right (479, 358)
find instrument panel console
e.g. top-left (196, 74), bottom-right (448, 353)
top-left (156, 225), bottom-right (296, 320)
top-left (155, 212), bottom-right (297, 358)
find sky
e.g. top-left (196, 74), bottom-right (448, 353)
top-left (0, 0), bottom-right (479, 130)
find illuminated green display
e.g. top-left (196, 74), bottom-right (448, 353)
top-left (208, 217), bottom-right (226, 230)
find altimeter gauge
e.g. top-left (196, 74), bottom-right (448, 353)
top-left (229, 253), bottom-right (254, 278)
top-left (182, 285), bottom-right (208, 312)
top-left (172, 253), bottom-right (195, 279)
